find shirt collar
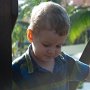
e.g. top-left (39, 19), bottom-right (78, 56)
top-left (25, 44), bottom-right (66, 74)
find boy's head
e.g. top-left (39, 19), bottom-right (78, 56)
top-left (27, 1), bottom-right (70, 61)
top-left (27, 1), bottom-right (70, 37)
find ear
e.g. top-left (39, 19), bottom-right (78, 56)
top-left (27, 29), bottom-right (33, 43)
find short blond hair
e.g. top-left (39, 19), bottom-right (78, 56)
top-left (28, 1), bottom-right (70, 36)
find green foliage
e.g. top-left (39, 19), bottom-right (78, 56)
top-left (12, 0), bottom-right (90, 58)
top-left (69, 7), bottom-right (90, 43)
top-left (19, 0), bottom-right (43, 19)
top-left (12, 0), bottom-right (47, 58)
top-left (12, 0), bottom-right (48, 42)
top-left (12, 20), bottom-right (29, 43)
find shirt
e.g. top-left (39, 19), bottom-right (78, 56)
top-left (12, 45), bottom-right (89, 90)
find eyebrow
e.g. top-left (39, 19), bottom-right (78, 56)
top-left (42, 41), bottom-right (63, 45)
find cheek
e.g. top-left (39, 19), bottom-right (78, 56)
top-left (35, 46), bottom-right (46, 58)
top-left (36, 44), bottom-right (46, 53)
top-left (55, 49), bottom-right (61, 55)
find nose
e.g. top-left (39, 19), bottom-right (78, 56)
top-left (47, 47), bottom-right (56, 56)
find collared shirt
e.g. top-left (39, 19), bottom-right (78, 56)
top-left (12, 45), bottom-right (89, 90)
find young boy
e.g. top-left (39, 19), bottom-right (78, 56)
top-left (12, 1), bottom-right (90, 90)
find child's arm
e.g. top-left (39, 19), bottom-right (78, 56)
top-left (79, 40), bottom-right (90, 82)
top-left (85, 66), bottom-right (90, 82)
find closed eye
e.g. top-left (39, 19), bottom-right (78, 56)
top-left (42, 43), bottom-right (51, 47)
top-left (56, 45), bottom-right (61, 48)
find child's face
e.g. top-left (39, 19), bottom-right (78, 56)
top-left (31, 30), bottom-right (67, 62)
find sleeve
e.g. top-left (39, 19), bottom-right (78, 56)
top-left (12, 55), bottom-right (26, 90)
top-left (70, 60), bottom-right (89, 81)
top-left (12, 61), bottom-right (23, 83)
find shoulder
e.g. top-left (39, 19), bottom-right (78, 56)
top-left (65, 52), bottom-right (89, 69)
top-left (61, 52), bottom-right (89, 69)
top-left (12, 52), bottom-right (28, 77)
top-left (12, 45), bottom-right (32, 68)
top-left (61, 52), bottom-right (89, 80)
top-left (61, 52), bottom-right (75, 64)
top-left (12, 53), bottom-right (26, 68)
top-left (12, 52), bottom-right (29, 82)
top-left (56, 52), bottom-right (75, 69)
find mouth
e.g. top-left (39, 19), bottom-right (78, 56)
top-left (45, 55), bottom-right (55, 59)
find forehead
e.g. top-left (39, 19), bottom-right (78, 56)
top-left (38, 30), bottom-right (67, 44)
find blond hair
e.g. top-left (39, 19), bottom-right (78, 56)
top-left (28, 1), bottom-right (70, 36)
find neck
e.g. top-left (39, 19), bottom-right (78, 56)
top-left (38, 60), bottom-right (55, 72)
top-left (31, 51), bottom-right (55, 72)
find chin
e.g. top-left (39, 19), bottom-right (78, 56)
top-left (44, 57), bottom-right (55, 61)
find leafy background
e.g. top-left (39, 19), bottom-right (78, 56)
top-left (12, 0), bottom-right (90, 59)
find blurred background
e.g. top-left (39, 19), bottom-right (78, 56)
top-left (12, 0), bottom-right (90, 89)
top-left (12, 0), bottom-right (90, 60)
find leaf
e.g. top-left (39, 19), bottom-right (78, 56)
top-left (69, 9), bottom-right (90, 43)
